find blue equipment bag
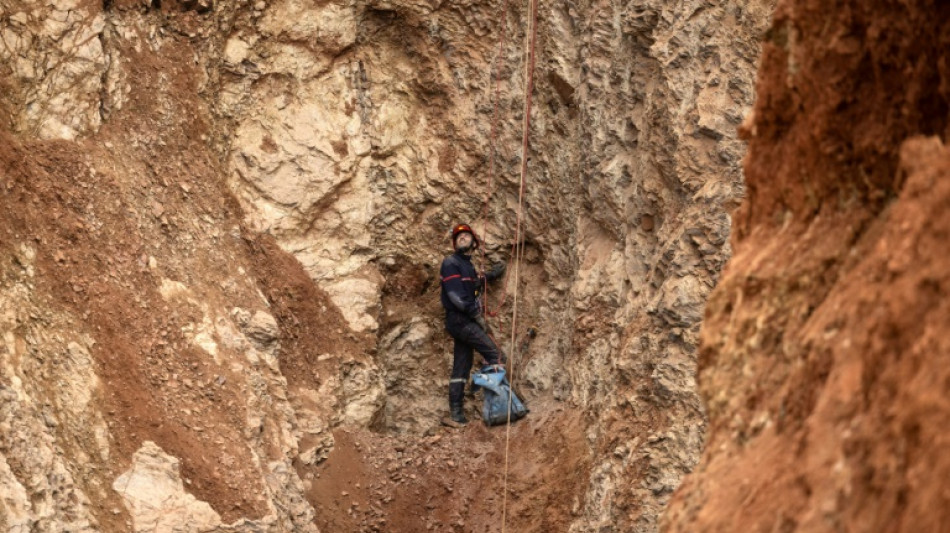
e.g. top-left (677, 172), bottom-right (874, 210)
top-left (471, 365), bottom-right (528, 426)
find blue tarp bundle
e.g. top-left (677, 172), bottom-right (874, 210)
top-left (471, 365), bottom-right (528, 426)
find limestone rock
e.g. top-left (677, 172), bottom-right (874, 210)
top-left (235, 308), bottom-right (281, 349)
top-left (114, 442), bottom-right (223, 532)
top-left (0, 451), bottom-right (31, 532)
top-left (0, 0), bottom-right (107, 139)
top-left (322, 276), bottom-right (382, 334)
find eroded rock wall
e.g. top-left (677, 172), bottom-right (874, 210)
top-left (0, 0), bottom-right (108, 139)
top-left (566, 1), bottom-right (774, 530)
top-left (214, 0), bottom-right (575, 434)
top-left (0, 3), bottom-right (352, 531)
top-left (664, 1), bottom-right (950, 531)
top-left (214, 0), bottom-right (771, 436)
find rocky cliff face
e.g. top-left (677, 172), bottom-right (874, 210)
top-left (0, 0), bottom-right (771, 531)
top-left (664, 1), bottom-right (950, 531)
top-left (566, 1), bottom-right (774, 529)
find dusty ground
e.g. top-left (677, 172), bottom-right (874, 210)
top-left (304, 401), bottom-right (589, 533)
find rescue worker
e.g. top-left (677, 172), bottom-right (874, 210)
top-left (440, 223), bottom-right (506, 425)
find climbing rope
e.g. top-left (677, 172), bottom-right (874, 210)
top-left (500, 0), bottom-right (540, 529)
top-left (459, 0), bottom-right (540, 526)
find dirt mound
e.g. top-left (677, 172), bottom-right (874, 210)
top-left (664, 1), bottom-right (950, 531)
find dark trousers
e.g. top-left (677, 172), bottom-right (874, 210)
top-left (445, 314), bottom-right (504, 405)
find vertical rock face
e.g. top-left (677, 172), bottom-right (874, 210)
top-left (664, 1), bottom-right (950, 531)
top-left (0, 0), bottom-right (774, 531)
top-left (216, 0), bottom-right (771, 444)
top-left (565, 1), bottom-right (774, 530)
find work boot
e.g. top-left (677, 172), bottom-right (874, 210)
top-left (450, 402), bottom-right (468, 425)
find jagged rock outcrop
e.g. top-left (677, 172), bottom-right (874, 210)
top-left (664, 1), bottom-right (950, 531)
top-left (0, 121), bottom-right (326, 531)
top-left (0, 3), bottom-right (344, 529)
top-left (0, 0), bottom-right (775, 531)
top-left (565, 1), bottom-right (774, 530)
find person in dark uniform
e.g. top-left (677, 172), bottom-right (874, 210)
top-left (439, 223), bottom-right (506, 425)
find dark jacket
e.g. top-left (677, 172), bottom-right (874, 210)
top-left (440, 251), bottom-right (483, 320)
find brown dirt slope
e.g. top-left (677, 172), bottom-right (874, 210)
top-left (664, 1), bottom-right (950, 531)
top-left (243, 233), bottom-right (366, 392)
top-left (303, 402), bottom-right (590, 533)
top-left (0, 10), bottom-right (358, 527)
top-left (0, 123), bottom-right (269, 527)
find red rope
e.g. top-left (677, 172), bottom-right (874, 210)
top-left (501, 0), bottom-right (540, 529)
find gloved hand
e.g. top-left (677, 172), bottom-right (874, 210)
top-left (474, 315), bottom-right (489, 332)
top-left (485, 261), bottom-right (506, 282)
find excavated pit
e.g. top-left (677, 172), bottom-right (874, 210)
top-left (28, 0), bottom-right (950, 532)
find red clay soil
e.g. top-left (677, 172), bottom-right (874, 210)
top-left (303, 401), bottom-right (590, 533)
top-left (664, 1), bottom-right (950, 531)
top-left (0, 128), bottom-right (268, 529)
top-left (242, 233), bottom-right (369, 392)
